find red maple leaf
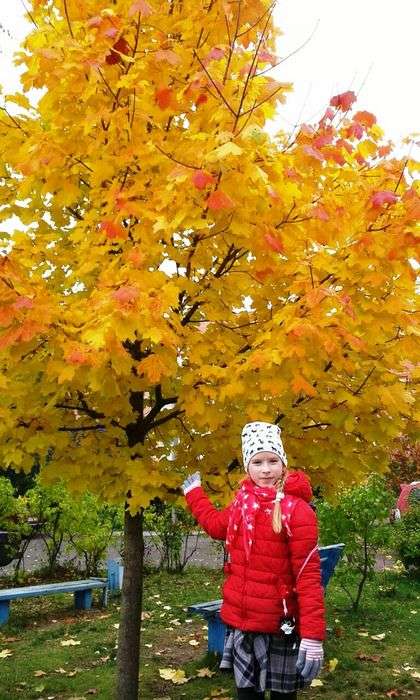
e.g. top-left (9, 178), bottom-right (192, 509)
top-left (99, 220), bottom-right (126, 240)
top-left (192, 170), bottom-right (215, 190)
top-left (112, 286), bottom-right (139, 307)
top-left (155, 87), bottom-right (173, 110)
top-left (105, 37), bottom-right (130, 65)
top-left (206, 47), bottom-right (225, 61)
top-left (207, 190), bottom-right (235, 210)
top-left (264, 232), bottom-right (284, 253)
top-left (303, 145), bottom-right (324, 161)
top-left (354, 110), bottom-right (376, 127)
top-left (330, 90), bottom-right (356, 111)
top-left (128, 0), bottom-right (153, 17)
top-left (371, 190), bottom-right (398, 208)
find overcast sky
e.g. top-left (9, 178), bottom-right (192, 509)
top-left (0, 0), bottom-right (419, 146)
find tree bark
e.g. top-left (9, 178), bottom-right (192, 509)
top-left (116, 508), bottom-right (144, 699)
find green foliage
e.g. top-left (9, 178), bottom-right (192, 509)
top-left (25, 479), bottom-right (122, 576)
top-left (64, 493), bottom-right (122, 576)
top-left (26, 481), bottom-right (71, 575)
top-left (144, 501), bottom-right (199, 573)
top-left (0, 476), bottom-right (31, 568)
top-left (391, 504), bottom-right (420, 576)
top-left (317, 474), bottom-right (394, 610)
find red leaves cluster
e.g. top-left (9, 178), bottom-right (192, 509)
top-left (371, 190), bottom-right (398, 208)
top-left (99, 220), bottom-right (126, 240)
top-left (105, 37), bottom-right (130, 65)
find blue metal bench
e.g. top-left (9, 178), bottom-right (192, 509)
top-left (188, 543), bottom-right (345, 655)
top-left (0, 578), bottom-right (108, 625)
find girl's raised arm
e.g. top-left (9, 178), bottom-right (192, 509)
top-left (182, 472), bottom-right (232, 541)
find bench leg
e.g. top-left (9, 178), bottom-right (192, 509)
top-left (100, 587), bottom-right (108, 608)
top-left (0, 600), bottom-right (10, 625)
top-left (207, 614), bottom-right (226, 655)
top-left (74, 589), bottom-right (92, 610)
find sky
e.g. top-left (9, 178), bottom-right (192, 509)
top-left (0, 0), bottom-right (419, 148)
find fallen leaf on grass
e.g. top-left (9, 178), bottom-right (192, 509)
top-left (370, 633), bottom-right (386, 641)
top-left (386, 690), bottom-right (400, 698)
top-left (34, 684), bottom-right (45, 693)
top-left (188, 639), bottom-right (199, 646)
top-left (0, 649), bottom-right (13, 659)
top-left (61, 639), bottom-right (81, 646)
top-left (34, 670), bottom-right (47, 677)
top-left (310, 678), bottom-right (323, 687)
top-left (3, 636), bottom-right (18, 643)
top-left (357, 632), bottom-right (369, 637)
top-left (411, 671), bottom-right (420, 680)
top-left (356, 652), bottom-right (383, 662)
top-left (328, 658), bottom-right (339, 672)
top-left (196, 667), bottom-right (216, 677)
top-left (159, 667), bottom-right (190, 684)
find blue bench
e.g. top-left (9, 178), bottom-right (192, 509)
top-left (0, 578), bottom-right (108, 625)
top-left (188, 543), bottom-right (344, 655)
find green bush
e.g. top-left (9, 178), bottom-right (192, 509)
top-left (0, 476), bottom-right (31, 569)
top-left (64, 493), bottom-right (122, 576)
top-left (26, 479), bottom-right (122, 577)
top-left (391, 503), bottom-right (420, 576)
top-left (144, 501), bottom-right (200, 573)
top-left (317, 473), bottom-right (394, 610)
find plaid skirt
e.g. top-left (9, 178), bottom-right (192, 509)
top-left (219, 626), bottom-right (307, 693)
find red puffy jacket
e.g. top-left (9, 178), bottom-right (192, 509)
top-left (186, 471), bottom-right (326, 640)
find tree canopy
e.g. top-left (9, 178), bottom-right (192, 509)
top-left (0, 0), bottom-right (418, 510)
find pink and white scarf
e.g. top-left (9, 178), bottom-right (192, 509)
top-left (225, 478), bottom-right (293, 560)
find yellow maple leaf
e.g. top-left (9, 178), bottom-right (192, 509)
top-left (0, 649), bottom-right (13, 659)
top-left (158, 667), bottom-right (190, 684)
top-left (196, 667), bottom-right (216, 677)
top-left (328, 657), bottom-right (339, 672)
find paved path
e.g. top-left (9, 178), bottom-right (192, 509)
top-left (1, 534), bottom-right (395, 577)
top-left (0, 533), bottom-right (225, 576)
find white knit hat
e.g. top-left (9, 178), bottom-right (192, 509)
top-left (241, 421), bottom-right (287, 471)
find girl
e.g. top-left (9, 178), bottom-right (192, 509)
top-left (181, 421), bottom-right (325, 700)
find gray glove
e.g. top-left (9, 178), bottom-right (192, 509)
top-left (181, 471), bottom-right (201, 495)
top-left (296, 638), bottom-right (324, 683)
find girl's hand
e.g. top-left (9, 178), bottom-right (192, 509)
top-left (181, 471), bottom-right (201, 495)
top-left (296, 638), bottom-right (324, 682)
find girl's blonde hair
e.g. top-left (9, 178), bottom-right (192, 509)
top-left (272, 468), bottom-right (288, 534)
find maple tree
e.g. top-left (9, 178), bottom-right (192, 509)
top-left (0, 0), bottom-right (418, 696)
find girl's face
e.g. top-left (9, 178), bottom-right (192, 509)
top-left (247, 451), bottom-right (285, 487)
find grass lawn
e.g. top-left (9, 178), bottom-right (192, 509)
top-left (0, 566), bottom-right (419, 699)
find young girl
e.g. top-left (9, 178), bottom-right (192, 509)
top-left (181, 421), bottom-right (325, 700)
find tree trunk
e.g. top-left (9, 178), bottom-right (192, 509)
top-left (116, 508), bottom-right (144, 699)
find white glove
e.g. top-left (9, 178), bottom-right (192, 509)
top-left (181, 471), bottom-right (201, 495)
top-left (296, 638), bottom-right (324, 682)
